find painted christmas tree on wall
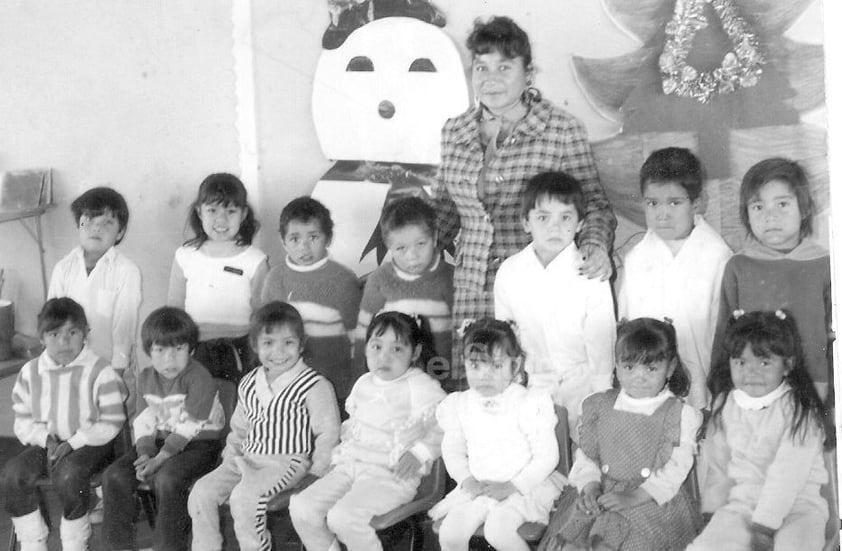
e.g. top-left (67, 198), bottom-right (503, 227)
top-left (572, 0), bottom-right (828, 252)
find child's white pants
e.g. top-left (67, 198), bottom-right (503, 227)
top-left (438, 498), bottom-right (529, 551)
top-left (687, 498), bottom-right (826, 551)
top-left (289, 460), bottom-right (419, 551)
top-left (188, 453), bottom-right (309, 551)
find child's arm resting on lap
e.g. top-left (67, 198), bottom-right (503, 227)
top-left (394, 375), bottom-right (447, 476)
top-left (436, 395), bottom-right (473, 489)
top-left (305, 378), bottom-right (341, 477)
top-left (66, 367), bottom-right (127, 449)
top-left (12, 364), bottom-right (50, 447)
top-left (507, 391), bottom-right (559, 495)
top-left (638, 404), bottom-right (703, 505)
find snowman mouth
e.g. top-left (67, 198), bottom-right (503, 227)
top-left (378, 100), bottom-right (395, 119)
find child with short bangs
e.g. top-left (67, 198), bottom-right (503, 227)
top-left (103, 307), bottom-right (225, 551)
top-left (262, 196), bottom-right (362, 408)
top-left (2, 298), bottom-right (127, 551)
top-left (48, 186), bottom-right (142, 397)
top-left (354, 197), bottom-right (453, 384)
top-left (188, 301), bottom-right (340, 551)
top-left (290, 311), bottom-right (445, 551)
top-left (711, 158), bottom-right (831, 399)
top-left (619, 148), bottom-right (732, 408)
top-left (495, 171), bottom-right (615, 435)
top-left (542, 318), bottom-right (702, 551)
top-left (431, 319), bottom-right (562, 551)
top-left (690, 310), bottom-right (829, 551)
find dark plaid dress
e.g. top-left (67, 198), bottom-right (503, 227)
top-left (541, 389), bottom-right (699, 551)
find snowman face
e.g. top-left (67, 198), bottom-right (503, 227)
top-left (313, 17), bottom-right (469, 164)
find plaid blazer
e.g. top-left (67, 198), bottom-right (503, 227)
top-left (432, 98), bottom-right (616, 293)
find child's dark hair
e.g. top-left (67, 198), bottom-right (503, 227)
top-left (614, 318), bottom-right (691, 397)
top-left (739, 157), bottom-right (813, 238)
top-left (379, 197), bottom-right (437, 240)
top-left (467, 16), bottom-right (532, 68)
top-left (365, 311), bottom-right (435, 370)
top-left (141, 307), bottom-right (200, 355)
top-left (279, 196), bottom-right (334, 242)
top-left (639, 147), bottom-right (703, 202)
top-left (461, 318), bottom-right (525, 383)
top-left (521, 171), bottom-right (585, 220)
top-left (709, 310), bottom-right (826, 443)
top-left (249, 301), bottom-right (306, 351)
top-left (185, 173), bottom-right (259, 248)
top-left (37, 297), bottom-right (88, 336)
top-left (71, 187), bottom-right (130, 244)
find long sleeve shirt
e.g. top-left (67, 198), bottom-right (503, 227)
top-left (132, 359), bottom-right (225, 457)
top-left (699, 386), bottom-right (828, 529)
top-left (334, 367), bottom-right (445, 472)
top-left (436, 385), bottom-right (558, 494)
top-left (495, 242), bottom-right (615, 425)
top-left (568, 389), bottom-right (702, 505)
top-left (619, 216), bottom-right (732, 407)
top-left (48, 246), bottom-right (142, 370)
top-left (12, 346), bottom-right (127, 449)
top-left (432, 97), bottom-right (615, 293)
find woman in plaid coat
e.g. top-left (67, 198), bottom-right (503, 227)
top-left (432, 16), bottom-right (616, 388)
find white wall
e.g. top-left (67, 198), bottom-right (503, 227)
top-left (0, 1), bottom-right (240, 334)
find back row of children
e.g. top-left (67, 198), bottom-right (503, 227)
top-left (2, 143), bottom-right (833, 550)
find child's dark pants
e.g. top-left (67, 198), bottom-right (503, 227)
top-left (1, 443), bottom-right (114, 520)
top-left (102, 439), bottom-right (220, 551)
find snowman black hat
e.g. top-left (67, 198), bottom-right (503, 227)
top-left (324, 0), bottom-right (446, 49)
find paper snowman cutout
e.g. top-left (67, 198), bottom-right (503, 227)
top-left (313, 16), bottom-right (468, 165)
top-left (311, 16), bottom-right (468, 275)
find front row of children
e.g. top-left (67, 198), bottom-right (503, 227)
top-left (2, 293), bottom-right (831, 551)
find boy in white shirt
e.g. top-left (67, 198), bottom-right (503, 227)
top-left (494, 171), bottom-right (615, 435)
top-left (618, 148), bottom-right (732, 407)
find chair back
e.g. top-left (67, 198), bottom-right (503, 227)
top-left (370, 456), bottom-right (447, 530)
top-left (215, 378), bottom-right (238, 437)
top-left (554, 405), bottom-right (572, 476)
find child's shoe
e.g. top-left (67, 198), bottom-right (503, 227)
top-left (60, 514), bottom-right (91, 551)
top-left (10, 509), bottom-right (49, 551)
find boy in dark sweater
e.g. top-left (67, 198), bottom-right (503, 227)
top-left (102, 307), bottom-right (224, 551)
top-left (261, 196), bottom-right (362, 408)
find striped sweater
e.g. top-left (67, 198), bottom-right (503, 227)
top-left (12, 346), bottom-right (127, 449)
top-left (261, 256), bottom-right (361, 404)
top-left (354, 256), bottom-right (454, 377)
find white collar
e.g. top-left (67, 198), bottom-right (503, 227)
top-left (285, 255), bottom-right (329, 272)
top-left (73, 245), bottom-right (117, 267)
top-left (616, 387), bottom-right (674, 414)
top-left (39, 345), bottom-right (98, 372)
top-left (733, 382), bottom-right (790, 410)
top-left (527, 241), bottom-right (579, 271)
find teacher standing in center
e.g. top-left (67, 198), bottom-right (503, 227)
top-left (432, 16), bottom-right (616, 388)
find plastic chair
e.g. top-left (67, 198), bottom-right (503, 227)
top-left (431, 405), bottom-right (572, 549)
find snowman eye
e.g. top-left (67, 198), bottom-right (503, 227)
top-left (409, 58), bottom-right (437, 72)
top-left (346, 56), bottom-right (374, 72)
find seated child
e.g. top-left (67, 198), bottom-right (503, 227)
top-left (188, 301), bottom-right (340, 551)
top-left (289, 311), bottom-right (446, 551)
top-left (618, 148), bottom-right (732, 408)
top-left (541, 318), bottom-right (702, 551)
top-left (262, 196), bottom-right (362, 408)
top-left (430, 319), bottom-right (562, 551)
top-left (102, 307), bottom-right (225, 551)
top-left (1, 297), bottom-right (127, 551)
top-left (711, 158), bottom-right (832, 400)
top-left (354, 197), bottom-right (454, 384)
top-left (495, 171), bottom-right (615, 434)
top-left (48, 186), bottom-right (142, 403)
top-left (689, 310), bottom-right (829, 551)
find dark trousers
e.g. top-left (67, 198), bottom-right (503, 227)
top-left (194, 335), bottom-right (254, 383)
top-left (102, 439), bottom-right (221, 551)
top-left (1, 442), bottom-right (114, 520)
